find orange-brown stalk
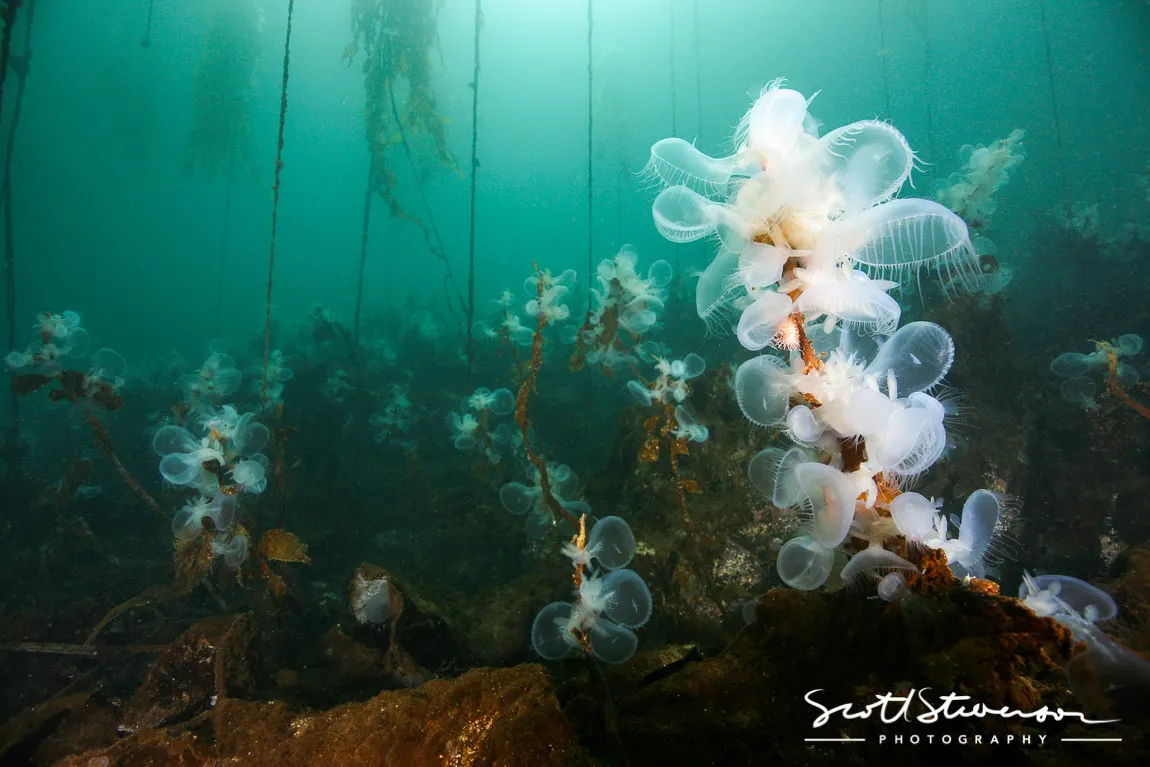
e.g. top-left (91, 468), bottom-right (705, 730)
top-left (86, 411), bottom-right (168, 521)
top-left (514, 266), bottom-right (577, 527)
top-left (570, 515), bottom-right (594, 656)
top-left (667, 437), bottom-right (698, 537)
top-left (272, 402), bottom-right (293, 530)
top-left (640, 403), bottom-right (700, 536)
top-left (793, 314), bottom-right (823, 373)
top-left (785, 269), bottom-right (884, 504)
top-left (569, 279), bottom-right (627, 374)
top-left (43, 379), bottom-right (168, 521)
top-left (839, 436), bottom-right (867, 474)
top-left (1096, 341), bottom-right (1150, 419)
top-left (572, 513), bottom-right (588, 588)
top-left (778, 252), bottom-right (821, 373)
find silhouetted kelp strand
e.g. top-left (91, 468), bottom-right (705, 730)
top-left (262, 0), bottom-right (296, 414)
top-left (0, 641), bottom-right (167, 657)
top-left (353, 163), bottom-right (374, 344)
top-left (665, 4), bottom-right (683, 287)
top-left (464, 0), bottom-right (483, 384)
top-left (582, 0), bottom-right (597, 444)
top-left (877, 0), bottom-right (892, 120)
top-left (273, 402), bottom-right (294, 529)
top-left (1038, 0), bottom-right (1071, 219)
top-left (585, 0), bottom-right (594, 304)
top-left (213, 151), bottom-right (236, 336)
top-left (140, 0), bottom-right (153, 48)
top-left (668, 2), bottom-right (677, 139)
top-left (350, 9), bottom-right (395, 345)
top-left (913, 1), bottom-right (938, 163)
top-left (347, 0), bottom-right (464, 327)
top-left (0, 0), bottom-right (20, 121)
top-left (311, 308), bottom-right (353, 348)
top-left (1, 0), bottom-right (36, 441)
top-left (384, 79), bottom-right (466, 333)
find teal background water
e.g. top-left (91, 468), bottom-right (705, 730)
top-left (4, 0), bottom-right (1150, 378)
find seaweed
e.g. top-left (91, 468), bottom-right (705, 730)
top-left (514, 266), bottom-right (577, 527)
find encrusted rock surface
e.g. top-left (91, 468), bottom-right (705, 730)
top-left (119, 613), bottom-right (257, 733)
top-left (56, 665), bottom-right (590, 766)
top-left (600, 580), bottom-right (1150, 766)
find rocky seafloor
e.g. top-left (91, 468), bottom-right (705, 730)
top-left (3, 542), bottom-right (1148, 766)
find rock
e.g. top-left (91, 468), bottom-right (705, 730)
top-left (1113, 542), bottom-right (1150, 653)
top-left (346, 563), bottom-right (466, 685)
top-left (0, 693), bottom-right (94, 764)
top-left (25, 695), bottom-right (119, 766)
top-left (59, 665), bottom-right (591, 767)
top-left (599, 582), bottom-right (1144, 765)
top-left (119, 614), bottom-right (256, 733)
top-left (289, 626), bottom-right (390, 705)
top-left (448, 563), bottom-right (569, 667)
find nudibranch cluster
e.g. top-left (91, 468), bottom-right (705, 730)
top-left (6, 310), bottom-right (126, 389)
top-left (151, 349), bottom-right (278, 567)
top-left (1051, 333), bottom-right (1143, 410)
top-left (569, 246), bottom-right (673, 373)
top-left (153, 400), bottom-right (270, 566)
top-left (646, 79), bottom-right (1010, 593)
top-left (532, 515), bottom-right (653, 664)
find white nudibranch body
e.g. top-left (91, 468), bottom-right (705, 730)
top-left (672, 406), bottom-right (709, 443)
top-left (448, 411), bottom-right (481, 450)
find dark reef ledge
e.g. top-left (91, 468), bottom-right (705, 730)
top-left (21, 547), bottom-right (1147, 766)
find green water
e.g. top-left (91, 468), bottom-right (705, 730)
top-left (3, 0), bottom-right (1146, 364)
